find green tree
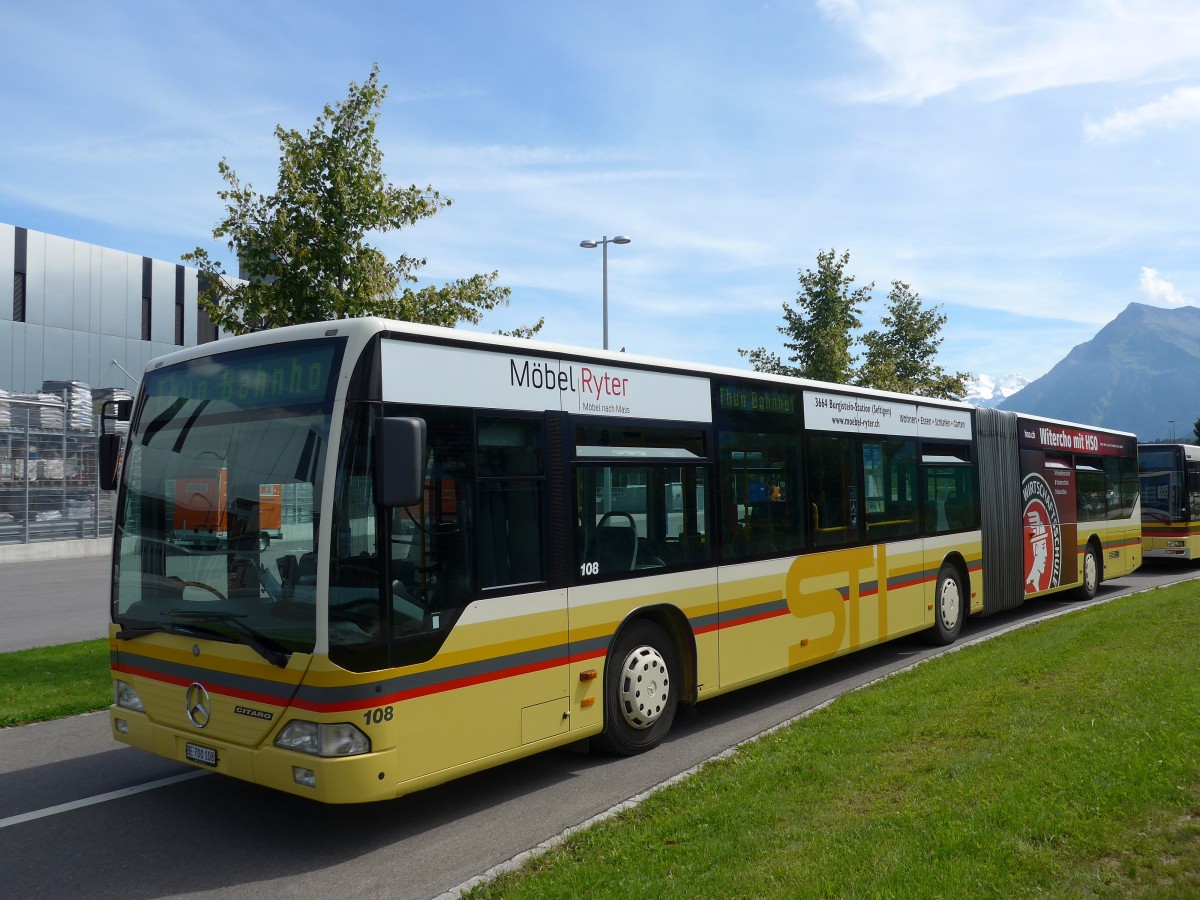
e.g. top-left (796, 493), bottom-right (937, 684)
top-left (740, 248), bottom-right (872, 384)
top-left (1192, 417), bottom-right (1200, 443)
top-left (742, 249), bottom-right (970, 398)
top-left (856, 280), bottom-right (970, 399)
top-left (183, 65), bottom-right (539, 337)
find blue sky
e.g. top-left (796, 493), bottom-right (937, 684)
top-left (5, 1), bottom-right (1200, 383)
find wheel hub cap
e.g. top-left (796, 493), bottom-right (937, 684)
top-left (940, 580), bottom-right (960, 629)
top-left (618, 645), bottom-right (670, 730)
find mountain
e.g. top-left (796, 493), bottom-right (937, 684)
top-left (998, 302), bottom-right (1200, 440)
top-left (964, 373), bottom-right (1030, 408)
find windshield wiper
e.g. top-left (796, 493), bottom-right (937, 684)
top-left (166, 610), bottom-right (292, 668)
top-left (116, 621), bottom-right (232, 643)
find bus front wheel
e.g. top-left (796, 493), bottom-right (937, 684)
top-left (595, 620), bottom-right (679, 756)
top-left (928, 564), bottom-right (964, 645)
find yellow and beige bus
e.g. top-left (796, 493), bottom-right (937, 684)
top-left (101, 318), bottom-right (1141, 803)
top-left (1139, 442), bottom-right (1200, 559)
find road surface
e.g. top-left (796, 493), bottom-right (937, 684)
top-left (2, 555), bottom-right (110, 652)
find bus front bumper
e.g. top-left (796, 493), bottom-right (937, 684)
top-left (109, 707), bottom-right (400, 804)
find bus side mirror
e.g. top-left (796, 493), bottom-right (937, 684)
top-left (98, 398), bottom-right (131, 491)
top-left (375, 417), bottom-right (426, 508)
top-left (99, 433), bottom-right (123, 491)
top-left (101, 398), bottom-right (132, 434)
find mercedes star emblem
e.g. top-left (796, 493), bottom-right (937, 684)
top-left (185, 682), bottom-right (211, 729)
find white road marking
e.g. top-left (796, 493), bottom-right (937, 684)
top-left (0, 770), bottom-right (210, 829)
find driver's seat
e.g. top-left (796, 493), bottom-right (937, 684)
top-left (593, 524), bottom-right (637, 573)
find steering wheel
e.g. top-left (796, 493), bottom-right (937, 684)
top-left (330, 596), bottom-right (380, 631)
top-left (170, 577), bottom-right (228, 603)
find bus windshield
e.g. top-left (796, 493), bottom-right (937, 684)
top-left (112, 338), bottom-right (344, 659)
top-left (1140, 447), bottom-right (1182, 525)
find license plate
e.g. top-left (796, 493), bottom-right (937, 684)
top-left (185, 742), bottom-right (218, 767)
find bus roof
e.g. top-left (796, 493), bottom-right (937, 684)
top-left (141, 316), bottom-right (1133, 438)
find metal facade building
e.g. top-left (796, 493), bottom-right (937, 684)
top-left (0, 222), bottom-right (219, 394)
top-left (0, 223), bottom-right (222, 550)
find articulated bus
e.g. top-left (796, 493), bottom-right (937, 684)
top-left (101, 319), bottom-right (1141, 803)
top-left (1139, 443), bottom-right (1200, 559)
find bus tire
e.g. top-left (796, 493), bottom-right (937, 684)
top-left (928, 563), bottom-right (964, 645)
top-left (1078, 543), bottom-right (1101, 601)
top-left (595, 620), bottom-right (679, 756)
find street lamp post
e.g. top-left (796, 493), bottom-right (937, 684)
top-left (579, 235), bottom-right (631, 350)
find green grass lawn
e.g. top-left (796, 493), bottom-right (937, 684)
top-left (0, 638), bottom-right (111, 727)
top-left (469, 584), bottom-right (1200, 898)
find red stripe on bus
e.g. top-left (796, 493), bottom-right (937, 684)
top-left (293, 655), bottom-right (577, 712)
top-left (112, 661), bottom-right (295, 709)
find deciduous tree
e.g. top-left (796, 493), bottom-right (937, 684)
top-left (741, 249), bottom-right (969, 399)
top-left (856, 280), bottom-right (969, 399)
top-left (739, 248), bottom-right (871, 384)
top-left (183, 65), bottom-right (539, 337)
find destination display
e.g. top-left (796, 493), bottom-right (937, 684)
top-left (716, 383), bottom-right (799, 416)
top-left (144, 340), bottom-right (343, 411)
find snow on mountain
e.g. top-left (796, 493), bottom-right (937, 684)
top-left (964, 373), bottom-right (1030, 407)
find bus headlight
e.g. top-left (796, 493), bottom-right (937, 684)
top-left (114, 680), bottom-right (145, 712)
top-left (275, 720), bottom-right (371, 757)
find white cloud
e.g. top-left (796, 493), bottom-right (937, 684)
top-left (1140, 266), bottom-right (1191, 306)
top-left (1085, 86), bottom-right (1200, 142)
top-left (818, 0), bottom-right (1200, 104)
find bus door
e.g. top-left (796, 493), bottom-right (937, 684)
top-left (367, 408), bottom-right (569, 780)
top-left (569, 420), bottom-right (716, 714)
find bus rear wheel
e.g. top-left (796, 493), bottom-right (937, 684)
top-left (595, 620), bottom-right (679, 756)
top-left (928, 564), bottom-right (964, 645)
top-left (1078, 543), bottom-right (1101, 601)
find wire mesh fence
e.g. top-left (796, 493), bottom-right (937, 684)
top-left (0, 387), bottom-right (124, 546)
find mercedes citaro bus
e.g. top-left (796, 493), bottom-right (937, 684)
top-left (100, 318), bottom-right (1141, 802)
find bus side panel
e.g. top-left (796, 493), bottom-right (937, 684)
top-left (565, 569), bottom-right (720, 708)
top-left (715, 541), bottom-right (934, 693)
top-left (1097, 517), bottom-right (1142, 577)
top-left (922, 532), bottom-right (984, 616)
top-left (1022, 518), bottom-right (1142, 601)
top-left (368, 591), bottom-right (570, 786)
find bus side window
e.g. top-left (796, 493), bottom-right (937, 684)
top-left (923, 465), bottom-right (976, 534)
top-left (807, 433), bottom-right (859, 547)
top-left (1188, 461), bottom-right (1200, 520)
top-left (720, 433), bottom-right (803, 560)
top-left (863, 438), bottom-right (918, 541)
top-left (574, 462), bottom-right (710, 579)
top-left (477, 417), bottom-right (545, 590)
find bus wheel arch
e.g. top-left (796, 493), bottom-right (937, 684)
top-left (594, 609), bottom-right (692, 756)
top-left (927, 553), bottom-right (968, 645)
top-left (1078, 538), bottom-right (1103, 600)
